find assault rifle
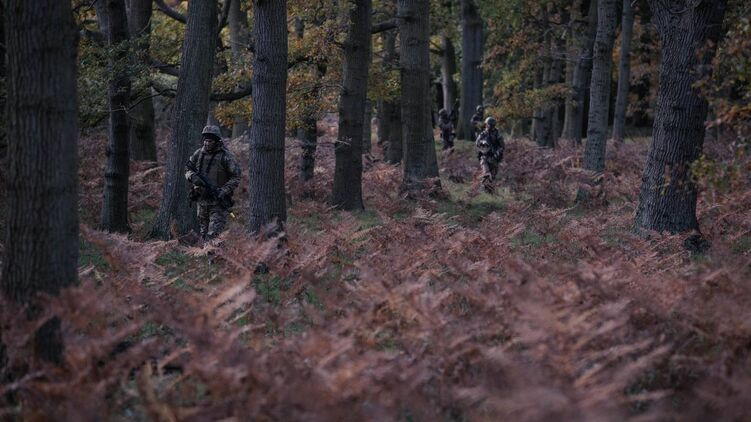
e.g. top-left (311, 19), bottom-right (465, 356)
top-left (186, 160), bottom-right (234, 210)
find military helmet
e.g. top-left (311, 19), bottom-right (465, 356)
top-left (439, 108), bottom-right (448, 117)
top-left (201, 125), bottom-right (222, 141)
top-left (476, 105), bottom-right (484, 112)
top-left (485, 117), bottom-right (497, 127)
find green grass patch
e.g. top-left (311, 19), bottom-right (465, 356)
top-left (731, 235), bottom-right (751, 255)
top-left (510, 229), bottom-right (556, 249)
top-left (79, 237), bottom-right (109, 270)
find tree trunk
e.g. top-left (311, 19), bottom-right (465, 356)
top-left (398, 0), bottom-right (440, 188)
top-left (457, 0), bottom-right (483, 140)
top-left (635, 0), bottom-right (727, 233)
top-left (562, 0), bottom-right (584, 143)
top-left (150, 0), bottom-right (218, 239)
top-left (565, 0), bottom-right (598, 145)
top-left (582, 0), bottom-right (617, 172)
top-left (101, 0), bottom-right (132, 233)
top-left (612, 0), bottom-right (634, 144)
top-left (0, 2), bottom-right (6, 161)
top-left (441, 35), bottom-right (458, 114)
top-left (2, 0), bottom-right (79, 362)
top-left (127, 0), bottom-right (157, 161)
top-left (229, 0), bottom-right (250, 138)
top-left (248, 0), bottom-right (288, 233)
top-left (363, 99), bottom-right (373, 154)
top-left (333, 0), bottom-right (371, 210)
top-left (381, 29), bottom-right (403, 164)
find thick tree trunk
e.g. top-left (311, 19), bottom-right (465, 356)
top-left (0, 2), bottom-right (5, 161)
top-left (582, 0), bottom-right (617, 172)
top-left (441, 35), bottom-right (458, 114)
top-left (398, 0), bottom-right (440, 188)
top-left (565, 0), bottom-right (598, 145)
top-left (380, 29), bottom-right (403, 164)
top-left (248, 0), bottom-right (288, 233)
top-left (229, 0), bottom-right (250, 138)
top-left (457, 0), bottom-right (483, 140)
top-left (612, 0), bottom-right (634, 144)
top-left (101, 0), bottom-right (132, 233)
top-left (332, 0), bottom-right (371, 210)
top-left (2, 0), bottom-right (79, 362)
top-left (635, 0), bottom-right (727, 233)
top-left (150, 0), bottom-right (218, 239)
top-left (127, 0), bottom-right (157, 161)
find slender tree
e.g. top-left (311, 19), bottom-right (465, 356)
top-left (635, 0), bottom-right (727, 233)
top-left (229, 0), bottom-right (250, 138)
top-left (562, 0), bottom-right (584, 143)
top-left (2, 0), bottom-right (79, 362)
top-left (612, 0), bottom-right (634, 144)
top-left (398, 0), bottom-right (440, 188)
top-left (248, 0), bottom-right (288, 233)
top-left (582, 0), bottom-right (618, 172)
top-left (332, 0), bottom-right (372, 210)
top-left (0, 1), bottom-right (6, 160)
top-left (101, 0), bottom-right (132, 233)
top-left (380, 28), bottom-right (403, 164)
top-left (441, 35), bottom-right (458, 115)
top-left (457, 0), bottom-right (483, 140)
top-left (150, 0), bottom-right (219, 239)
top-left (127, 0), bottom-right (157, 161)
top-left (564, 0), bottom-right (598, 145)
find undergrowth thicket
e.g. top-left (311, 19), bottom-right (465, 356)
top-left (1, 122), bottom-right (750, 420)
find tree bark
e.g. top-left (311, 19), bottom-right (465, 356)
top-left (2, 0), bottom-right (79, 361)
top-left (457, 0), bottom-right (483, 140)
top-left (150, 0), bottom-right (218, 239)
top-left (582, 0), bottom-right (618, 172)
top-left (229, 0), bottom-right (250, 138)
top-left (127, 0), bottom-right (157, 161)
top-left (635, 0), bottom-right (727, 233)
top-left (333, 0), bottom-right (372, 210)
top-left (612, 0), bottom-right (634, 144)
top-left (562, 0), bottom-right (584, 144)
top-left (0, 1), bottom-right (6, 161)
top-left (564, 0), bottom-right (598, 145)
top-left (441, 35), bottom-right (458, 114)
top-left (363, 99), bottom-right (373, 154)
top-left (101, 0), bottom-right (132, 233)
top-left (248, 0), bottom-right (288, 233)
top-left (398, 0), bottom-right (440, 188)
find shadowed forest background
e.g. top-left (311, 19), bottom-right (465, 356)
top-left (1, 0), bottom-right (750, 420)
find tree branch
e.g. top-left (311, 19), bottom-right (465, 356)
top-left (154, 0), bottom-right (186, 23)
top-left (371, 19), bottom-right (397, 34)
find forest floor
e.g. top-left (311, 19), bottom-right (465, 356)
top-left (3, 118), bottom-right (751, 420)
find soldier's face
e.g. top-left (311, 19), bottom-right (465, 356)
top-left (203, 137), bottom-right (218, 151)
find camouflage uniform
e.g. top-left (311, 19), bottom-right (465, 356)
top-left (476, 118), bottom-right (504, 191)
top-left (438, 109), bottom-right (455, 150)
top-left (470, 106), bottom-right (485, 142)
top-left (185, 126), bottom-right (242, 240)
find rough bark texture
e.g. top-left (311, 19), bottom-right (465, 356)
top-left (564, 0), bottom-right (598, 145)
top-left (635, 0), bottom-right (727, 233)
top-left (380, 29), bottom-right (403, 164)
top-left (457, 0), bottom-right (483, 140)
top-left (229, 0), bottom-right (250, 138)
top-left (150, 0), bottom-right (218, 239)
top-left (398, 0), bottom-right (440, 188)
top-left (0, 2), bottom-right (5, 161)
top-left (612, 0), bottom-right (634, 144)
top-left (562, 0), bottom-right (584, 144)
top-left (582, 0), bottom-right (618, 172)
top-left (2, 0), bottom-right (79, 361)
top-left (248, 0), bottom-right (288, 233)
top-left (333, 0), bottom-right (372, 210)
top-left (441, 35), bottom-right (458, 114)
top-left (127, 0), bottom-right (157, 161)
top-left (101, 0), bottom-right (132, 233)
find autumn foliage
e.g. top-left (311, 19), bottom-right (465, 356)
top-left (1, 118), bottom-right (750, 420)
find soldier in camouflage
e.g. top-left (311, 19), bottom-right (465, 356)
top-left (438, 108), bottom-right (455, 150)
top-left (469, 105), bottom-right (485, 142)
top-left (185, 125), bottom-right (242, 240)
top-left (475, 116), bottom-right (504, 192)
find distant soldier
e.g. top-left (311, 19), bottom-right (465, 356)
top-left (470, 105), bottom-right (485, 141)
top-left (438, 108), bottom-right (456, 150)
top-left (475, 116), bottom-right (504, 192)
top-left (185, 125), bottom-right (242, 240)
